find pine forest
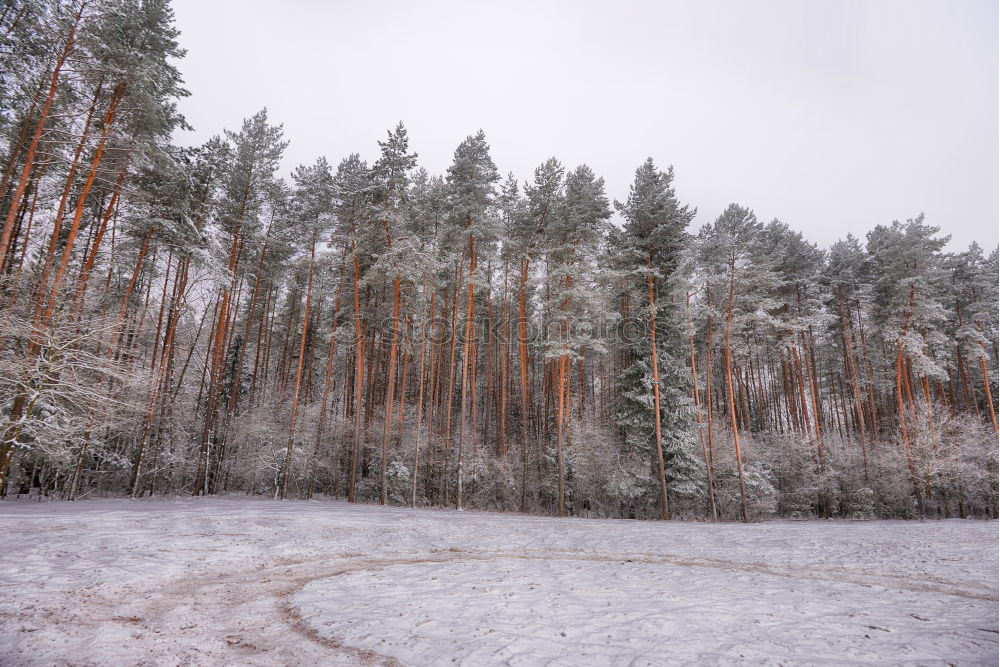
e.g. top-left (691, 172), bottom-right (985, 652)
top-left (2, 0), bottom-right (998, 524)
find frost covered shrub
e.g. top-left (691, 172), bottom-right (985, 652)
top-left (763, 433), bottom-right (823, 517)
top-left (464, 448), bottom-right (519, 512)
top-left (820, 435), bottom-right (877, 519)
top-left (601, 449), bottom-right (652, 519)
top-left (869, 443), bottom-right (921, 518)
top-left (911, 411), bottom-right (998, 518)
top-left (223, 403), bottom-right (287, 495)
top-left (842, 485), bottom-right (877, 519)
top-left (0, 315), bottom-right (148, 498)
top-left (710, 430), bottom-right (777, 521)
top-left (756, 432), bottom-right (874, 519)
top-left (833, 406), bottom-right (999, 519)
top-left (354, 475), bottom-right (380, 504)
top-left (563, 420), bottom-right (641, 518)
top-left (386, 459), bottom-right (411, 505)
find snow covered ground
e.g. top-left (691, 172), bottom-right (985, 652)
top-left (0, 498), bottom-right (996, 666)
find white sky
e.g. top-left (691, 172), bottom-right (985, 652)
top-left (169, 0), bottom-right (998, 251)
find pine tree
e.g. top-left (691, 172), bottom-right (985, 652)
top-left (279, 156), bottom-right (335, 499)
top-left (1, 0), bottom-right (189, 492)
top-left (948, 243), bottom-right (999, 433)
top-left (516, 158), bottom-right (563, 511)
top-left (331, 153), bottom-right (372, 502)
top-left (694, 203), bottom-right (781, 522)
top-left (764, 220), bottom-right (833, 513)
top-left (194, 108), bottom-right (286, 496)
top-left (543, 164), bottom-right (610, 515)
top-left (823, 234), bottom-right (875, 470)
top-left (444, 130), bottom-right (498, 510)
top-left (866, 216), bottom-right (950, 512)
top-left (614, 159), bottom-right (701, 520)
top-left (369, 123), bottom-right (418, 505)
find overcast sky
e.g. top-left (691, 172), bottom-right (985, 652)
top-left (169, 0), bottom-right (998, 251)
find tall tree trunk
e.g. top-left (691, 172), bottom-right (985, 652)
top-left (498, 260), bottom-right (509, 456)
top-left (802, 333), bottom-right (825, 471)
top-left (518, 258), bottom-right (532, 512)
top-left (380, 276), bottom-right (401, 505)
top-left (895, 284), bottom-right (924, 513)
top-left (3, 166), bottom-right (42, 305)
top-left (71, 163), bottom-right (127, 314)
top-left (348, 251), bottom-right (364, 502)
top-left (704, 287), bottom-right (717, 514)
top-left (838, 297), bottom-right (869, 478)
top-left (411, 285), bottom-right (431, 507)
top-left (0, 82), bottom-right (126, 490)
top-left (555, 349), bottom-right (567, 516)
top-left (725, 260), bottom-right (749, 523)
top-left (0, 1), bottom-right (85, 272)
top-left (34, 83), bottom-right (123, 349)
top-left (975, 321), bottom-right (998, 433)
top-left (280, 235), bottom-right (316, 499)
top-left (195, 215), bottom-right (244, 495)
top-left (456, 233), bottom-right (476, 510)
top-left (442, 265), bottom-right (461, 505)
top-left (422, 294), bottom-right (446, 506)
top-left (687, 291), bottom-right (717, 520)
top-left (647, 253), bottom-right (669, 521)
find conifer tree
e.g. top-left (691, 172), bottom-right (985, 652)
top-left (866, 216), bottom-right (950, 511)
top-left (194, 109), bottom-right (286, 495)
top-left (544, 164), bottom-right (610, 515)
top-left (332, 153), bottom-right (372, 502)
top-left (517, 158), bottom-right (563, 511)
top-left (614, 159), bottom-right (700, 520)
top-left (694, 203), bottom-right (781, 522)
top-left (369, 123), bottom-right (418, 505)
top-left (444, 130), bottom-right (497, 510)
top-left (279, 156), bottom-right (334, 499)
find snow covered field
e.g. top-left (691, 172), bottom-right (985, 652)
top-left (0, 498), bottom-right (996, 666)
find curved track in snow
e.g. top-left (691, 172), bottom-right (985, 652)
top-left (0, 498), bottom-right (996, 665)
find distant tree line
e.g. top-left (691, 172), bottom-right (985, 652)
top-left (1, 0), bottom-right (996, 519)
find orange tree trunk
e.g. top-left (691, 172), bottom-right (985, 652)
top-left (687, 291), bottom-right (717, 520)
top-left (71, 164), bottom-right (127, 313)
top-left (280, 236), bottom-right (317, 499)
top-left (895, 284), bottom-right (924, 511)
top-left (0, 1), bottom-right (85, 272)
top-left (975, 322), bottom-right (999, 433)
top-left (380, 276), bottom-right (401, 505)
top-left (456, 233), bottom-right (476, 510)
top-left (348, 251), bottom-right (364, 502)
top-left (39, 86), bottom-right (123, 329)
top-left (705, 288), bottom-right (717, 511)
top-left (411, 285), bottom-right (432, 507)
top-left (518, 258), bottom-right (532, 512)
top-left (647, 262), bottom-right (669, 521)
top-left (725, 262), bottom-right (749, 523)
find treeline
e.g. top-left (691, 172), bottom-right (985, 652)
top-left (1, 0), bottom-right (996, 520)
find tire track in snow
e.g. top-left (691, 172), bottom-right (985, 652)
top-left (6, 545), bottom-right (994, 665)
